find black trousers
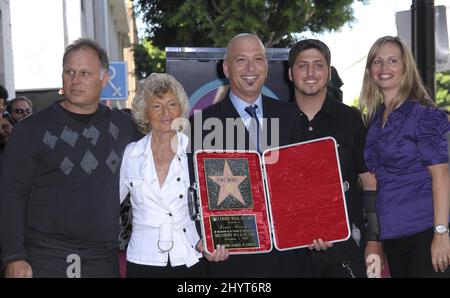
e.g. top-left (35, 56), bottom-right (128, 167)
top-left (308, 239), bottom-right (367, 278)
top-left (126, 259), bottom-right (207, 278)
top-left (25, 237), bottom-right (120, 278)
top-left (383, 228), bottom-right (450, 278)
top-left (207, 249), bottom-right (311, 278)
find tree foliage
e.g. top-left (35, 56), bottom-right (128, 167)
top-left (133, 39), bottom-right (166, 79)
top-left (134, 0), bottom-right (369, 48)
top-left (436, 71), bottom-right (450, 111)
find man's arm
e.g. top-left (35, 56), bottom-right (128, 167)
top-left (0, 121), bottom-right (38, 275)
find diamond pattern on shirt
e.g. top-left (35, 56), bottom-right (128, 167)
top-left (83, 126), bottom-right (100, 146)
top-left (105, 150), bottom-right (120, 173)
top-left (109, 121), bottom-right (119, 140)
top-left (60, 126), bottom-right (79, 147)
top-left (43, 131), bottom-right (58, 149)
top-left (80, 150), bottom-right (99, 175)
top-left (59, 157), bottom-right (75, 176)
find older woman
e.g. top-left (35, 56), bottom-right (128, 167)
top-left (360, 36), bottom-right (450, 277)
top-left (119, 73), bottom-right (228, 278)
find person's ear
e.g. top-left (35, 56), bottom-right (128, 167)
top-left (223, 60), bottom-right (229, 78)
top-left (101, 71), bottom-right (110, 89)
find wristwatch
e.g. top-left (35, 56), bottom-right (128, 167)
top-left (434, 225), bottom-right (449, 234)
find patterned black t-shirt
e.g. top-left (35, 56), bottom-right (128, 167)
top-left (0, 101), bottom-right (141, 264)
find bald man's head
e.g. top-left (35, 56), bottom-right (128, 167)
top-left (223, 34), bottom-right (268, 103)
top-left (225, 33), bottom-right (265, 59)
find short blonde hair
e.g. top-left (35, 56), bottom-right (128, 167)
top-left (132, 73), bottom-right (189, 134)
top-left (359, 36), bottom-right (433, 126)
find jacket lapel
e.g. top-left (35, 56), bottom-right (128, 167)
top-left (220, 95), bottom-right (252, 149)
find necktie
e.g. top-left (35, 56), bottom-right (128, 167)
top-left (244, 105), bottom-right (261, 154)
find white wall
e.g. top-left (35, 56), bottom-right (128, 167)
top-left (64, 0), bottom-right (82, 46)
top-left (10, 0), bottom-right (65, 90)
top-left (10, 0), bottom-right (130, 92)
top-left (0, 0), bottom-right (15, 98)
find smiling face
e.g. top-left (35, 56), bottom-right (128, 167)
top-left (289, 48), bottom-right (330, 99)
top-left (145, 91), bottom-right (182, 134)
top-left (62, 47), bottom-right (109, 113)
top-left (223, 35), bottom-right (268, 103)
top-left (369, 42), bottom-right (405, 101)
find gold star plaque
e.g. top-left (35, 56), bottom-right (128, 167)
top-left (205, 158), bottom-right (254, 210)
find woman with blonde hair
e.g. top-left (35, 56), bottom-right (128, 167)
top-left (360, 36), bottom-right (450, 277)
top-left (119, 73), bottom-right (228, 278)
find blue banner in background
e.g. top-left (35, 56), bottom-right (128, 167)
top-left (101, 61), bottom-right (128, 101)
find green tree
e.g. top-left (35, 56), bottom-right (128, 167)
top-left (135, 0), bottom-right (369, 48)
top-left (436, 71), bottom-right (450, 111)
top-left (133, 39), bottom-right (166, 79)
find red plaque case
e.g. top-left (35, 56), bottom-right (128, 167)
top-left (193, 137), bottom-right (350, 254)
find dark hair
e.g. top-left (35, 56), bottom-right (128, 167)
top-left (288, 39), bottom-right (331, 68)
top-left (327, 66), bottom-right (344, 102)
top-left (2, 111), bottom-right (15, 126)
top-left (62, 38), bottom-right (109, 73)
top-left (121, 108), bottom-right (132, 115)
top-left (6, 97), bottom-right (33, 114)
top-left (0, 84), bottom-right (8, 100)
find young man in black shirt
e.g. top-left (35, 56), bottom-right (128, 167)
top-left (288, 39), bottom-right (382, 278)
top-left (0, 39), bottom-right (141, 277)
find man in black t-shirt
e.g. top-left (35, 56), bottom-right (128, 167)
top-left (0, 39), bottom-right (140, 278)
top-left (288, 39), bottom-right (383, 278)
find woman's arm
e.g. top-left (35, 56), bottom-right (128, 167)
top-left (429, 163), bottom-right (450, 273)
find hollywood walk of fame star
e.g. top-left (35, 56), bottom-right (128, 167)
top-left (209, 160), bottom-right (247, 206)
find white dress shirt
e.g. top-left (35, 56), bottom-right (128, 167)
top-left (119, 132), bottom-right (202, 267)
top-left (229, 91), bottom-right (264, 130)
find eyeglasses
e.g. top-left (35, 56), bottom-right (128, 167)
top-left (14, 108), bottom-right (31, 114)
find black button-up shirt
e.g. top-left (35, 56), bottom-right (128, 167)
top-left (292, 95), bottom-right (369, 240)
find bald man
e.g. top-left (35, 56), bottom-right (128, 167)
top-left (190, 33), bottom-right (310, 277)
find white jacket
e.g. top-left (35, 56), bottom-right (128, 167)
top-left (119, 132), bottom-right (202, 267)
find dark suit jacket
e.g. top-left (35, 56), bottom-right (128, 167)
top-left (190, 94), bottom-right (297, 153)
top-left (188, 94), bottom-right (310, 278)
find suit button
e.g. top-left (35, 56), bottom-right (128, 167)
top-left (183, 228), bottom-right (186, 232)
top-left (179, 194), bottom-right (183, 199)
top-left (177, 177), bottom-right (181, 182)
top-left (130, 182), bottom-right (133, 187)
top-left (168, 213), bottom-right (172, 217)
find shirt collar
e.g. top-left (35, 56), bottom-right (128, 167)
top-left (229, 91), bottom-right (263, 121)
top-left (318, 94), bottom-right (338, 120)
